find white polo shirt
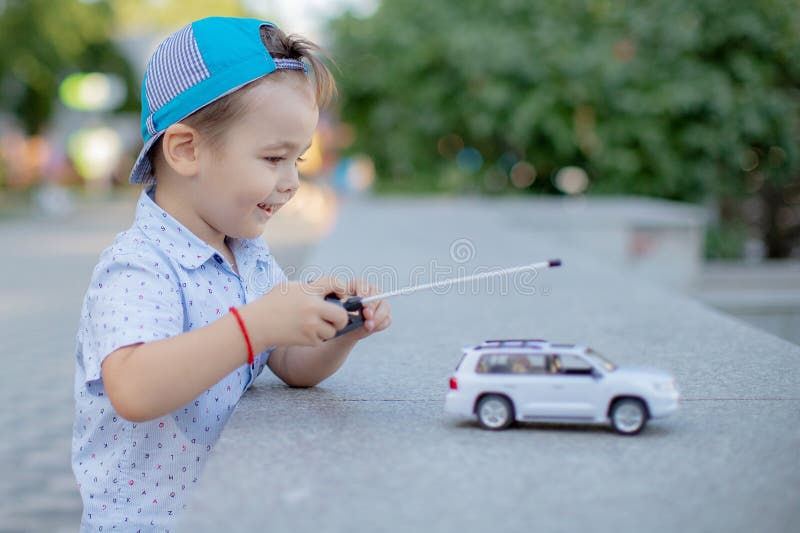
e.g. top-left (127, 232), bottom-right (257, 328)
top-left (72, 185), bottom-right (285, 532)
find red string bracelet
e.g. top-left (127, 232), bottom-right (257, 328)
top-left (229, 307), bottom-right (254, 366)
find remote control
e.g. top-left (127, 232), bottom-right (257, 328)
top-left (325, 293), bottom-right (365, 337)
top-left (322, 258), bottom-right (561, 339)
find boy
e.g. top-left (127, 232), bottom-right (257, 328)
top-left (72, 17), bottom-right (390, 531)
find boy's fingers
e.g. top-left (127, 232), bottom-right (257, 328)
top-left (307, 277), bottom-right (381, 302)
top-left (307, 276), bottom-right (349, 298)
top-left (331, 277), bottom-right (365, 298)
top-left (351, 279), bottom-right (379, 298)
top-left (376, 304), bottom-right (391, 332)
top-left (320, 301), bottom-right (349, 330)
top-left (371, 300), bottom-right (389, 321)
top-left (379, 316), bottom-right (392, 331)
top-left (360, 300), bottom-right (390, 334)
top-left (316, 321), bottom-right (337, 342)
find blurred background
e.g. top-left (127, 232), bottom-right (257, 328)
top-left (0, 0), bottom-right (798, 530)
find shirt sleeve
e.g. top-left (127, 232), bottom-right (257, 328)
top-left (78, 252), bottom-right (184, 384)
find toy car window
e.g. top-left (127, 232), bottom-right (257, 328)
top-left (476, 353), bottom-right (510, 374)
top-left (515, 354), bottom-right (547, 374)
top-left (586, 349), bottom-right (618, 371)
top-left (475, 353), bottom-right (545, 374)
top-left (557, 354), bottom-right (595, 375)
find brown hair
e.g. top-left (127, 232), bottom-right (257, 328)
top-left (149, 24), bottom-right (336, 168)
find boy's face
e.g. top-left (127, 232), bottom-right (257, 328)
top-left (192, 75), bottom-right (318, 240)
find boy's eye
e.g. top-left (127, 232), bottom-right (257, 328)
top-left (263, 156), bottom-right (306, 165)
top-left (263, 156), bottom-right (306, 164)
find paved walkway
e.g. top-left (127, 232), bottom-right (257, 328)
top-left (2, 192), bottom-right (798, 532)
top-left (0, 189), bottom-right (319, 532)
top-left (182, 196), bottom-right (800, 533)
top-left (0, 194), bottom-right (137, 532)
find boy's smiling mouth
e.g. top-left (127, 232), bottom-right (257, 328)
top-left (257, 202), bottom-right (283, 215)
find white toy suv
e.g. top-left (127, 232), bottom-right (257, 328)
top-left (445, 339), bottom-right (679, 435)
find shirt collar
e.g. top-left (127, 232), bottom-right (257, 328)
top-left (135, 185), bottom-right (272, 270)
top-left (227, 233), bottom-right (272, 274)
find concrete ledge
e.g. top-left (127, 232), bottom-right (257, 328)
top-left (693, 260), bottom-right (800, 344)
top-left (181, 196), bottom-right (799, 533)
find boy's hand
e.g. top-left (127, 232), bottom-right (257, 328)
top-left (335, 279), bottom-right (392, 340)
top-left (250, 278), bottom-right (351, 347)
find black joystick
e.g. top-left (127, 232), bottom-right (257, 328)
top-left (324, 293), bottom-right (365, 337)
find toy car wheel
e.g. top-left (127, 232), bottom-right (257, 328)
top-left (476, 395), bottom-right (514, 430)
top-left (610, 398), bottom-right (648, 435)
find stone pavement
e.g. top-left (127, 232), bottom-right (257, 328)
top-left (0, 189), bottom-right (318, 532)
top-left (181, 196), bottom-right (800, 533)
top-left (0, 194), bottom-right (136, 533)
top-left (2, 192), bottom-right (798, 532)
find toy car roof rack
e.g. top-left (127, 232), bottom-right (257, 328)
top-left (477, 339), bottom-right (548, 349)
top-left (484, 339), bottom-right (547, 344)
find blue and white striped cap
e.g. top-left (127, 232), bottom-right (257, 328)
top-left (130, 17), bottom-right (308, 184)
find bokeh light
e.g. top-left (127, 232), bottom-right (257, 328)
top-left (456, 147), bottom-right (483, 173)
top-left (740, 149), bottom-right (759, 172)
top-left (286, 181), bottom-right (327, 215)
top-left (59, 73), bottom-right (126, 112)
top-left (297, 132), bottom-right (323, 176)
top-left (497, 151), bottom-right (519, 173)
top-left (67, 127), bottom-right (122, 181)
top-left (437, 134), bottom-right (464, 159)
top-left (554, 166), bottom-right (590, 195)
top-left (344, 155), bottom-right (375, 192)
top-left (0, 133), bottom-right (52, 188)
top-left (510, 161), bottom-right (537, 188)
top-left (275, 180), bottom-right (339, 239)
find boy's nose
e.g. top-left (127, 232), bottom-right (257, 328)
top-left (277, 166), bottom-right (300, 195)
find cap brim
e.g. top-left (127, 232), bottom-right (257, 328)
top-left (129, 132), bottom-right (164, 185)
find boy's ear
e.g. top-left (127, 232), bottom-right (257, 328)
top-left (161, 123), bottom-right (201, 176)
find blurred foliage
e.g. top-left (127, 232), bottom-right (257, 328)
top-left (112, 0), bottom-right (244, 35)
top-left (0, 0), bottom-right (247, 136)
top-left (330, 0), bottom-right (800, 258)
top-left (704, 220), bottom-right (750, 260)
top-left (0, 0), bottom-right (138, 134)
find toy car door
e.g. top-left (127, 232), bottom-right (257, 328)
top-left (503, 352), bottom-right (551, 418)
top-left (542, 353), bottom-right (605, 420)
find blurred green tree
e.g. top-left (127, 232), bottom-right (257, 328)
top-left (330, 0), bottom-right (800, 258)
top-left (112, 0), bottom-right (244, 34)
top-left (0, 0), bottom-right (137, 135)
